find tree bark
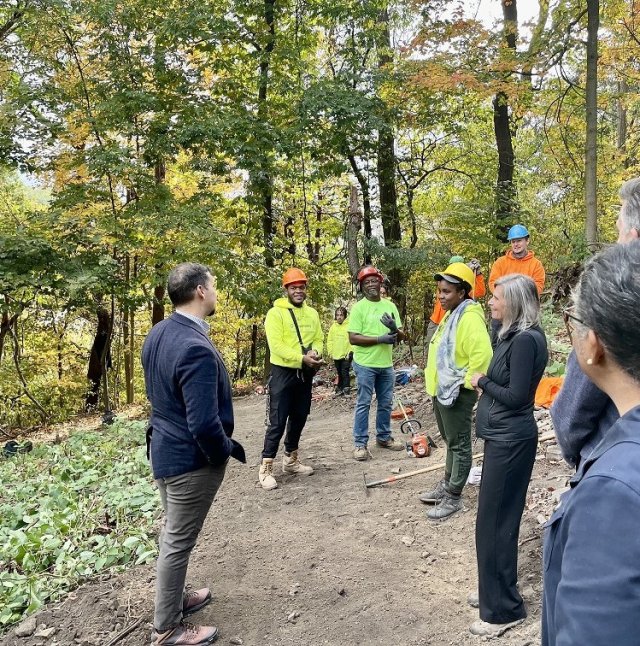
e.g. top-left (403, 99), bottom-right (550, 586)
top-left (493, 0), bottom-right (519, 242)
top-left (346, 184), bottom-right (362, 280)
top-left (585, 0), bottom-right (599, 247)
top-left (86, 306), bottom-right (112, 410)
top-left (255, 0), bottom-right (276, 268)
top-left (375, 6), bottom-right (401, 249)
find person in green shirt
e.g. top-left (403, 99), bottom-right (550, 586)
top-left (259, 267), bottom-right (324, 491)
top-left (349, 266), bottom-right (406, 461)
top-left (326, 306), bottom-right (353, 396)
top-left (419, 262), bottom-right (492, 520)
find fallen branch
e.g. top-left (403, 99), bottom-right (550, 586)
top-left (104, 617), bottom-right (144, 646)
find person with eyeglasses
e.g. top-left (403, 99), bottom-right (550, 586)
top-left (542, 240), bottom-right (640, 645)
top-left (259, 268), bottom-right (324, 490)
top-left (551, 177), bottom-right (640, 469)
top-left (468, 274), bottom-right (547, 637)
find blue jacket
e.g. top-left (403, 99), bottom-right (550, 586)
top-left (542, 405), bottom-right (640, 646)
top-left (551, 351), bottom-right (619, 467)
top-left (142, 313), bottom-right (243, 479)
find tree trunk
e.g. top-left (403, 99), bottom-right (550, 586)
top-left (493, 0), bottom-right (519, 242)
top-left (585, 0), bottom-right (599, 248)
top-left (86, 306), bottom-right (112, 411)
top-left (251, 323), bottom-right (258, 368)
top-left (348, 154), bottom-right (372, 249)
top-left (617, 79), bottom-right (627, 154)
top-left (0, 312), bottom-right (19, 362)
top-left (123, 254), bottom-right (134, 404)
top-left (375, 6), bottom-right (401, 249)
top-left (152, 283), bottom-right (165, 325)
top-left (346, 184), bottom-right (362, 280)
top-left (254, 0), bottom-right (276, 268)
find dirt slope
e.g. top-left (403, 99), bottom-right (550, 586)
top-left (1, 385), bottom-right (571, 646)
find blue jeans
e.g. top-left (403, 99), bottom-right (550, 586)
top-left (352, 361), bottom-right (395, 447)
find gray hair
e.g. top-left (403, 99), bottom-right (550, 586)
top-left (167, 262), bottom-right (212, 306)
top-left (495, 274), bottom-right (541, 340)
top-left (619, 177), bottom-right (640, 234)
top-left (573, 241), bottom-right (640, 382)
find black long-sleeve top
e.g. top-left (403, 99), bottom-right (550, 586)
top-left (475, 325), bottom-right (548, 441)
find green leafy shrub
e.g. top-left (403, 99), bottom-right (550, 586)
top-left (0, 419), bottom-right (158, 628)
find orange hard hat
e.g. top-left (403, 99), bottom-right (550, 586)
top-left (357, 266), bottom-right (384, 283)
top-left (282, 267), bottom-right (308, 287)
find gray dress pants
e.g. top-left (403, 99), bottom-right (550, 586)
top-left (154, 462), bottom-right (227, 632)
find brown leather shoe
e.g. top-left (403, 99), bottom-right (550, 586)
top-left (152, 622), bottom-right (219, 645)
top-left (183, 588), bottom-right (212, 617)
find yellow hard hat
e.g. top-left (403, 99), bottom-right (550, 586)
top-left (434, 262), bottom-right (475, 290)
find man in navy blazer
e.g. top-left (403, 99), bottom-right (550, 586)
top-left (142, 262), bottom-right (245, 646)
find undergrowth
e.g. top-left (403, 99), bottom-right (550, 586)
top-left (0, 419), bottom-right (158, 628)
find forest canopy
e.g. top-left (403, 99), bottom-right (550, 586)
top-left (0, 0), bottom-right (636, 428)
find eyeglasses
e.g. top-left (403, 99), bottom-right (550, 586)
top-left (562, 308), bottom-right (585, 343)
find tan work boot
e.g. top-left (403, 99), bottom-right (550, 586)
top-left (282, 450), bottom-right (314, 475)
top-left (258, 458), bottom-right (278, 490)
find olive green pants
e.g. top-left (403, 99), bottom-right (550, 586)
top-left (433, 388), bottom-right (477, 494)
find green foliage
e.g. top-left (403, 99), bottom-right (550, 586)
top-left (0, 419), bottom-right (158, 627)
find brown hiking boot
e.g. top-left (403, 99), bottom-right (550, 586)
top-left (258, 458), bottom-right (278, 490)
top-left (282, 450), bottom-right (314, 475)
top-left (152, 622), bottom-right (219, 645)
top-left (183, 588), bottom-right (212, 617)
top-left (353, 446), bottom-right (371, 461)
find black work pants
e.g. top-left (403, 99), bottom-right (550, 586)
top-left (475, 436), bottom-right (537, 624)
top-left (334, 358), bottom-right (351, 391)
top-left (262, 365), bottom-right (313, 459)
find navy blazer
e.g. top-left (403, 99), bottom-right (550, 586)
top-left (142, 313), bottom-right (239, 479)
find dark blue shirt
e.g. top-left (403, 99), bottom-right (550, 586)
top-left (542, 405), bottom-right (640, 645)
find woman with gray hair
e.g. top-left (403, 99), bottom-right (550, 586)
top-left (468, 274), bottom-right (548, 637)
top-left (543, 241), bottom-right (640, 646)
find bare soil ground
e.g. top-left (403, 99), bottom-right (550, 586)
top-left (1, 379), bottom-right (572, 646)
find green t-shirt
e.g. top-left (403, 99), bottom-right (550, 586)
top-left (348, 297), bottom-right (402, 368)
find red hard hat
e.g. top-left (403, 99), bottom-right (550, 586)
top-left (357, 266), bottom-right (384, 283)
top-left (282, 267), bottom-right (308, 287)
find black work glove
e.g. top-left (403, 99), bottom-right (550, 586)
top-left (377, 333), bottom-right (397, 345)
top-left (230, 439), bottom-right (247, 464)
top-left (380, 313), bottom-right (398, 333)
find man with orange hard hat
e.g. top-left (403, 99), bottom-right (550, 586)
top-left (259, 268), bottom-right (324, 490)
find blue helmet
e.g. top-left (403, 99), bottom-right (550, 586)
top-left (507, 224), bottom-right (529, 241)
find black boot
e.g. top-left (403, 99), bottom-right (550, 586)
top-left (426, 491), bottom-right (463, 521)
top-left (419, 478), bottom-right (448, 504)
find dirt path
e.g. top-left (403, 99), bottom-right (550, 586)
top-left (2, 386), bottom-right (572, 646)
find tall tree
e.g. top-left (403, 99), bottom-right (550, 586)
top-left (585, 0), bottom-right (599, 247)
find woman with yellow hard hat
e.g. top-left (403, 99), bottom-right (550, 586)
top-left (419, 262), bottom-right (492, 520)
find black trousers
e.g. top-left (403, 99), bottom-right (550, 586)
top-left (262, 365), bottom-right (313, 459)
top-left (334, 358), bottom-right (351, 390)
top-left (475, 436), bottom-right (537, 624)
